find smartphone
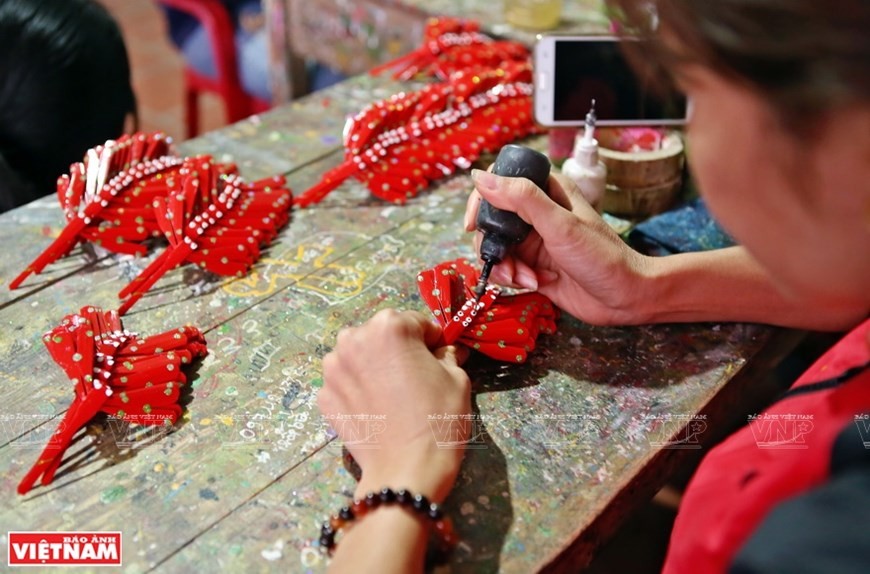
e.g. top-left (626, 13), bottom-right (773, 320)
top-left (533, 35), bottom-right (687, 127)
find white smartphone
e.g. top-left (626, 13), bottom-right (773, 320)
top-left (533, 35), bottom-right (687, 127)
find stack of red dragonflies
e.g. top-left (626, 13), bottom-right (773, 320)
top-left (17, 306), bottom-right (208, 495)
top-left (294, 18), bottom-right (539, 207)
top-left (9, 132), bottom-right (293, 314)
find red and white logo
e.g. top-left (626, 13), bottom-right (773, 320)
top-left (8, 532), bottom-right (121, 567)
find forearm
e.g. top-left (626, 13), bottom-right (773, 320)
top-left (328, 506), bottom-right (429, 574)
top-left (639, 246), bottom-right (865, 331)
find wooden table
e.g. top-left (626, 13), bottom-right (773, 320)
top-left (0, 72), bottom-right (800, 572)
top-left (264, 0), bottom-right (610, 102)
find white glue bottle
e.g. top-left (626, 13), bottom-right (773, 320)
top-left (561, 101), bottom-right (607, 210)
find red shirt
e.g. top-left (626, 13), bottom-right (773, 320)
top-left (664, 319), bottom-right (870, 573)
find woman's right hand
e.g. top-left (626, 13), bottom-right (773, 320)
top-left (465, 169), bottom-right (654, 326)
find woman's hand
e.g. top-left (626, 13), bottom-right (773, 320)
top-left (465, 169), bottom-right (654, 326)
top-left (318, 309), bottom-right (470, 503)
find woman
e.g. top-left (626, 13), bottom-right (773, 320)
top-left (317, 0), bottom-right (869, 571)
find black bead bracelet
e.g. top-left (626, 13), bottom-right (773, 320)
top-left (319, 487), bottom-right (457, 561)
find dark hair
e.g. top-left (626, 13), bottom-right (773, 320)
top-left (606, 0), bottom-right (870, 128)
top-left (0, 0), bottom-right (137, 213)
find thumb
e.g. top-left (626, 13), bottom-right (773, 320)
top-left (433, 344), bottom-right (470, 367)
top-left (413, 313), bottom-right (445, 349)
top-left (471, 169), bottom-right (576, 241)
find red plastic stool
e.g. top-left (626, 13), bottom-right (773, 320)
top-left (156, 0), bottom-right (271, 138)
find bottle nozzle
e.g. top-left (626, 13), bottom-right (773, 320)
top-left (583, 99), bottom-right (597, 142)
top-left (474, 260), bottom-right (494, 302)
top-left (572, 99), bottom-right (601, 167)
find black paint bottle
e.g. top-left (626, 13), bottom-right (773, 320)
top-left (474, 145), bottom-right (551, 297)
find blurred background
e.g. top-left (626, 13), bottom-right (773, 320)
top-left (99, 0), bottom-right (225, 139)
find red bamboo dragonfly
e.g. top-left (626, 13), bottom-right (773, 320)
top-left (17, 306), bottom-right (207, 495)
top-left (417, 259), bottom-right (558, 363)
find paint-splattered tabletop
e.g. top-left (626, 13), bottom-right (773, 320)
top-left (0, 72), bottom-right (798, 573)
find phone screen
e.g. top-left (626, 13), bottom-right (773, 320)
top-left (553, 39), bottom-right (686, 124)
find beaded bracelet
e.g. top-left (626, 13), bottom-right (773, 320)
top-left (320, 488), bottom-right (458, 562)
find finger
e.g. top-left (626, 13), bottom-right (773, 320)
top-left (544, 173), bottom-right (575, 211)
top-left (537, 268), bottom-right (560, 287)
top-left (512, 259), bottom-right (539, 290)
top-left (371, 307), bottom-right (401, 324)
top-left (415, 313), bottom-right (444, 349)
top-left (471, 169), bottom-right (578, 241)
top-left (550, 172), bottom-right (600, 217)
top-left (392, 309), bottom-right (444, 349)
top-left (433, 346), bottom-right (471, 388)
top-left (453, 345), bottom-right (471, 366)
top-left (317, 357), bottom-right (338, 411)
top-left (464, 189), bottom-right (481, 232)
top-left (489, 261), bottom-right (519, 288)
top-left (322, 352), bottom-right (340, 386)
top-left (432, 344), bottom-right (460, 367)
top-left (448, 364), bottom-right (472, 395)
top-left (321, 352), bottom-right (352, 401)
top-left (464, 162), bottom-right (495, 231)
top-left (335, 326), bottom-right (355, 352)
top-left (316, 384), bottom-right (331, 413)
top-left (472, 231), bottom-right (514, 283)
top-left (493, 255), bottom-right (516, 285)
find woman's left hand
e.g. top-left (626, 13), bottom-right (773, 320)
top-left (318, 309), bottom-right (471, 502)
